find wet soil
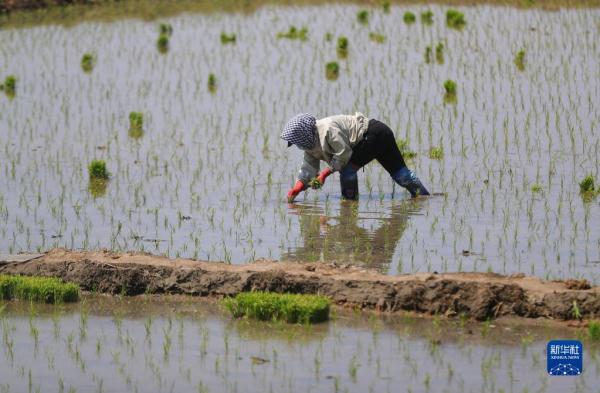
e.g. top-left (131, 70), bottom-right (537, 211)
top-left (1, 248), bottom-right (599, 322)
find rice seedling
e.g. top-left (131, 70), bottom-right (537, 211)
top-left (325, 61), bottom-right (340, 81)
top-left (1, 75), bottom-right (16, 97)
top-left (396, 139), bottom-right (417, 159)
top-left (589, 320), bottom-right (600, 341)
top-left (88, 160), bottom-right (109, 181)
top-left (579, 175), bottom-right (597, 201)
top-left (128, 112), bottom-right (144, 138)
top-left (424, 46), bottom-right (432, 64)
top-left (515, 49), bottom-right (526, 71)
top-left (435, 43), bottom-right (444, 64)
top-left (443, 79), bottom-right (457, 103)
top-left (429, 146), bottom-right (444, 160)
top-left (276, 26), bottom-right (308, 41)
top-left (324, 32), bottom-right (333, 42)
top-left (403, 12), bottom-right (416, 25)
top-left (156, 34), bottom-right (169, 53)
top-left (336, 36), bottom-right (348, 58)
top-left (382, 0), bottom-right (390, 14)
top-left (207, 73), bottom-right (217, 92)
top-left (357, 10), bottom-right (369, 25)
top-left (224, 292), bottom-right (330, 324)
top-left (159, 23), bottom-right (173, 37)
top-left (220, 32), bottom-right (236, 44)
top-left (80, 53), bottom-right (96, 73)
top-left (421, 11), bottom-right (434, 25)
top-left (531, 184), bottom-right (542, 193)
top-left (0, 274), bottom-right (79, 303)
top-left (369, 32), bottom-right (386, 44)
top-left (446, 9), bottom-right (466, 29)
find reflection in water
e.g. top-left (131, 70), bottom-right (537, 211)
top-left (284, 200), bottom-right (424, 272)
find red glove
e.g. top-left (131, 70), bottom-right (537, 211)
top-left (287, 180), bottom-right (307, 203)
top-left (316, 167), bottom-right (333, 186)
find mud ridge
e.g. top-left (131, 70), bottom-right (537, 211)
top-left (1, 249), bottom-right (599, 321)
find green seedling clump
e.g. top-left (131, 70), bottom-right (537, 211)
top-left (208, 73), bottom-right (217, 92)
top-left (396, 139), bottom-right (417, 159)
top-left (157, 34), bottom-right (169, 53)
top-left (88, 160), bottom-right (109, 180)
top-left (325, 32), bottom-right (333, 42)
top-left (369, 32), bottom-right (386, 44)
top-left (531, 184), bottom-right (543, 193)
top-left (425, 46), bottom-right (432, 64)
top-left (309, 178), bottom-right (323, 189)
top-left (276, 26), bottom-right (308, 41)
top-left (443, 79), bottom-right (457, 103)
top-left (0, 274), bottom-right (79, 303)
top-left (81, 53), bottom-right (96, 73)
top-left (446, 9), bottom-right (466, 29)
top-left (403, 12), bottom-right (416, 25)
top-left (357, 10), bottom-right (369, 25)
top-left (220, 32), bottom-right (236, 44)
top-left (325, 61), bottom-right (340, 80)
top-left (159, 23), bottom-right (173, 37)
top-left (224, 292), bottom-right (330, 324)
top-left (515, 49), bottom-right (526, 71)
top-left (337, 36), bottom-right (349, 58)
top-left (589, 321), bottom-right (600, 341)
top-left (421, 11), bottom-right (434, 25)
top-left (1, 75), bottom-right (16, 96)
top-left (382, 0), bottom-right (391, 14)
top-left (579, 175), bottom-right (597, 201)
top-left (429, 146), bottom-right (444, 160)
top-left (129, 111), bottom-right (143, 130)
top-left (435, 43), bottom-right (444, 64)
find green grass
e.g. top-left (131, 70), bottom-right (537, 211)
top-left (0, 274), bottom-right (79, 303)
top-left (224, 292), bottom-right (330, 324)
top-left (446, 9), bottom-right (466, 29)
top-left (88, 160), bottom-right (109, 180)
top-left (396, 139), bottom-right (417, 159)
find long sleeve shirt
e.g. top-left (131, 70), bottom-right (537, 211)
top-left (298, 112), bottom-right (369, 184)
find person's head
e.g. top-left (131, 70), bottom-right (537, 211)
top-left (280, 113), bottom-right (317, 150)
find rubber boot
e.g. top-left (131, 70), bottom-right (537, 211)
top-left (392, 166), bottom-right (430, 198)
top-left (339, 165), bottom-right (359, 200)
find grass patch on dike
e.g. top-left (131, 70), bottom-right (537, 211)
top-left (224, 292), bottom-right (330, 324)
top-left (0, 274), bottom-right (79, 303)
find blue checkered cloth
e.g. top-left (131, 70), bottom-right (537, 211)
top-left (280, 113), bottom-right (317, 150)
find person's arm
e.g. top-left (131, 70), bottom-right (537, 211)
top-left (288, 152), bottom-right (319, 202)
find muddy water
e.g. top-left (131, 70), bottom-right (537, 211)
top-left (0, 2), bottom-right (598, 281)
top-left (0, 297), bottom-right (596, 393)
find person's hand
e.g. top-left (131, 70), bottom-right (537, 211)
top-left (312, 168), bottom-right (333, 189)
top-left (287, 180), bottom-right (306, 203)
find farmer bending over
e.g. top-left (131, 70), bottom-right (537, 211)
top-left (281, 113), bottom-right (430, 202)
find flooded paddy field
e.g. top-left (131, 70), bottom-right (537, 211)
top-left (0, 1), bottom-right (599, 284)
top-left (0, 297), bottom-right (598, 393)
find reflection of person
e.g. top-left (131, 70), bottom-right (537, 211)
top-left (283, 202), bottom-right (411, 271)
top-left (281, 113), bottom-right (429, 202)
